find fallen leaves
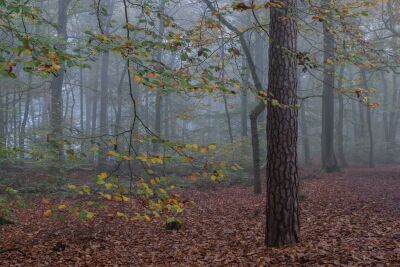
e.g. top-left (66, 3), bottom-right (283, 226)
top-left (1, 167), bottom-right (400, 265)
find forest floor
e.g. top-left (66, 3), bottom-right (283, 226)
top-left (1, 165), bottom-right (400, 266)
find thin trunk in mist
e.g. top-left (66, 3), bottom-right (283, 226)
top-left (164, 95), bottom-right (170, 139)
top-left (336, 65), bottom-right (347, 167)
top-left (358, 100), bottom-right (366, 136)
top-left (222, 95), bottom-right (233, 143)
top-left (115, 62), bottom-right (128, 135)
top-left (321, 0), bottom-right (339, 172)
top-left (241, 59), bottom-right (249, 137)
top-left (241, 91), bottom-right (248, 137)
top-left (80, 67), bottom-right (84, 134)
top-left (19, 74), bottom-right (33, 156)
top-left (381, 71), bottom-right (390, 160)
top-left (360, 68), bottom-right (375, 168)
top-left (389, 71), bottom-right (399, 143)
top-left (12, 91), bottom-right (17, 148)
top-left (49, 0), bottom-right (71, 164)
top-left (153, 0), bottom-right (166, 153)
top-left (4, 91), bottom-right (9, 147)
top-left (0, 90), bottom-right (4, 148)
top-left (300, 101), bottom-right (311, 165)
top-left (90, 62), bottom-right (100, 163)
top-left (265, 0), bottom-right (300, 247)
top-left (99, 52), bottom-right (109, 137)
top-left (250, 102), bottom-right (264, 194)
top-left (220, 33), bottom-right (233, 144)
top-left (203, 0), bottom-right (265, 194)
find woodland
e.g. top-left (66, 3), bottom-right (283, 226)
top-left (0, 0), bottom-right (400, 266)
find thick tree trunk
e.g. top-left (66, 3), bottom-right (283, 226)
top-left (336, 65), bottom-right (347, 167)
top-left (265, 0), bottom-right (300, 247)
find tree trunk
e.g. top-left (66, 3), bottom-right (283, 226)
top-left (79, 67), bottom-right (84, 134)
top-left (265, 0), bottom-right (300, 247)
top-left (336, 65), bottom-right (347, 167)
top-left (115, 62), bottom-right (128, 135)
top-left (321, 0), bottom-right (339, 172)
top-left (153, 0), bottom-right (166, 153)
top-left (49, 0), bottom-right (71, 164)
top-left (250, 102), bottom-right (264, 194)
top-left (241, 59), bottom-right (249, 137)
top-left (19, 74), bottom-right (32, 157)
top-left (360, 68), bottom-right (375, 168)
top-left (300, 101), bottom-right (311, 165)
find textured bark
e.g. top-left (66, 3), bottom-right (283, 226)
top-left (321, 0), bottom-right (339, 172)
top-left (336, 65), bottom-right (347, 167)
top-left (265, 0), bottom-right (300, 247)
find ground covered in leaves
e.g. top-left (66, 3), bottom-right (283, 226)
top-left (1, 166), bottom-right (400, 266)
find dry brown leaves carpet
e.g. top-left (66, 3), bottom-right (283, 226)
top-left (1, 166), bottom-right (400, 266)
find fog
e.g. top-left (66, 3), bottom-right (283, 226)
top-left (0, 0), bottom-right (400, 265)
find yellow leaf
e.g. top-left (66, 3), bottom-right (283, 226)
top-left (325, 58), bottom-right (334, 65)
top-left (105, 183), bottom-right (114, 189)
top-left (107, 150), bottom-right (119, 157)
top-left (152, 211), bottom-right (160, 218)
top-left (103, 193), bottom-right (112, 200)
top-left (82, 185), bottom-right (91, 194)
top-left (199, 147), bottom-right (208, 153)
top-left (211, 175), bottom-right (217, 182)
top-left (122, 155), bottom-right (133, 161)
top-left (44, 209), bottom-right (52, 217)
top-left (113, 194), bottom-right (123, 201)
top-left (116, 211), bottom-right (126, 217)
top-left (58, 204), bottom-right (67, 210)
top-left (208, 144), bottom-right (217, 150)
top-left (133, 75), bottom-right (143, 83)
top-left (150, 178), bottom-right (156, 185)
top-left (159, 188), bottom-right (167, 194)
top-left (122, 196), bottom-right (129, 202)
top-left (67, 184), bottom-right (77, 190)
top-left (144, 214), bottom-right (151, 222)
top-left (89, 146), bottom-right (99, 152)
top-left (86, 212), bottom-right (94, 219)
top-left (97, 172), bottom-right (108, 180)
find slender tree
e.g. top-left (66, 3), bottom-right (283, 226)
top-left (49, 0), bottom-right (72, 164)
